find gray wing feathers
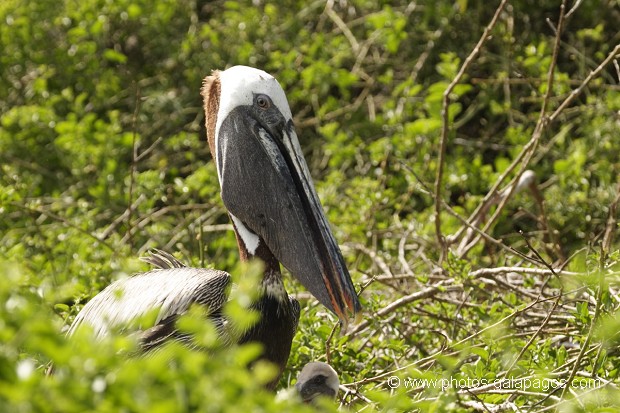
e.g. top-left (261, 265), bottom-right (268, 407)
top-left (140, 249), bottom-right (187, 269)
top-left (68, 268), bottom-right (231, 339)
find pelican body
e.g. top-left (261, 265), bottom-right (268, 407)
top-left (68, 66), bottom-right (361, 388)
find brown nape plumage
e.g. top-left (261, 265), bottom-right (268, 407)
top-left (295, 362), bottom-right (340, 404)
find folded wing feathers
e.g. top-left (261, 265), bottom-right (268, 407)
top-left (139, 249), bottom-right (187, 269)
top-left (68, 267), bottom-right (231, 339)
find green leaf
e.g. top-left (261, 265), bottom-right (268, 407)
top-left (103, 48), bottom-right (127, 64)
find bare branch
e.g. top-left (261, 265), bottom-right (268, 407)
top-left (549, 43), bottom-right (620, 123)
top-left (434, 0), bottom-right (509, 259)
top-left (348, 283), bottom-right (459, 336)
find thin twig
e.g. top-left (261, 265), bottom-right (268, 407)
top-left (434, 0), bottom-right (509, 260)
top-left (135, 136), bottom-right (163, 163)
top-left (455, 170), bottom-right (538, 256)
top-left (470, 77), bottom-right (620, 89)
top-left (459, 0), bottom-right (568, 260)
top-left (469, 266), bottom-right (576, 278)
top-left (548, 43), bottom-right (620, 123)
top-left (519, 230), bottom-right (558, 278)
top-left (401, 161), bottom-right (544, 265)
top-left (324, 1), bottom-right (359, 53)
top-left (297, 81), bottom-right (372, 128)
top-left (501, 232), bottom-right (562, 378)
top-left (99, 194), bottom-right (147, 240)
top-left (119, 204), bottom-right (224, 245)
top-left (565, 0), bottom-right (585, 19)
top-left (347, 294), bottom-right (562, 389)
top-left (347, 283), bottom-right (458, 336)
top-left (345, 242), bottom-right (394, 278)
top-left (10, 202), bottom-right (114, 251)
top-left (325, 322), bottom-right (338, 365)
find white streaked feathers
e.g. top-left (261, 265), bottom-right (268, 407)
top-left (257, 128), bottom-right (284, 174)
top-left (230, 213), bottom-right (260, 255)
top-left (68, 268), bottom-right (230, 339)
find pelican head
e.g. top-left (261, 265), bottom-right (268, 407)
top-left (201, 66), bottom-right (361, 328)
top-left (295, 362), bottom-right (339, 403)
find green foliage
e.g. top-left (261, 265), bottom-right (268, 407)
top-left (1, 0), bottom-right (620, 411)
top-left (0, 262), bottom-right (329, 413)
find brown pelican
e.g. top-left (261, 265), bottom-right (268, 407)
top-left (67, 66), bottom-right (362, 389)
top-left (295, 362), bottom-right (340, 403)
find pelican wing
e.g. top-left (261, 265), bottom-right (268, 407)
top-left (68, 268), bottom-right (231, 339)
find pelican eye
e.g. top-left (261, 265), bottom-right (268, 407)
top-left (255, 94), bottom-right (271, 109)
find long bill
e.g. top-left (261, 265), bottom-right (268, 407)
top-left (216, 108), bottom-right (362, 328)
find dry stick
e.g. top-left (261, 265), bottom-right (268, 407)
top-left (548, 42), bottom-right (620, 123)
top-left (347, 294), bottom-right (560, 388)
top-left (357, 272), bottom-right (380, 297)
top-left (352, 30), bottom-right (381, 76)
top-left (409, 28), bottom-right (442, 85)
top-left (465, 387), bottom-right (562, 401)
top-left (324, 1), bottom-right (359, 54)
top-left (456, 170), bottom-right (537, 256)
top-left (527, 177), bottom-right (565, 262)
top-left (500, 231), bottom-right (562, 381)
top-left (480, 276), bottom-right (552, 302)
top-left (346, 242), bottom-right (394, 278)
top-left (434, 0), bottom-right (509, 261)
top-left (565, 0), bottom-right (585, 18)
top-left (458, 397), bottom-right (521, 413)
top-left (119, 203), bottom-right (221, 244)
top-left (519, 230), bottom-right (559, 279)
top-left (444, 197), bottom-right (542, 265)
top-left (325, 322), bottom-right (338, 365)
top-left (469, 266), bottom-right (575, 278)
top-left (297, 84), bottom-right (371, 128)
top-left (450, 96), bottom-right (540, 245)
top-left (161, 209), bottom-right (226, 254)
top-left (402, 161), bottom-right (542, 266)
top-left (471, 77), bottom-right (620, 89)
top-left (135, 136), bottom-right (163, 163)
top-left (451, 292), bottom-right (563, 352)
top-left (10, 202), bottom-right (115, 252)
top-left (398, 223), bottom-right (416, 276)
top-left (197, 214), bottom-right (205, 267)
top-left (347, 283), bottom-right (457, 336)
top-left (457, 397), bottom-right (495, 413)
top-left (99, 194), bottom-right (147, 241)
top-left (324, 1), bottom-right (378, 89)
top-left (298, 0), bottom-right (374, 130)
top-left (535, 280), bottom-right (603, 406)
top-left (457, 0), bottom-right (570, 259)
